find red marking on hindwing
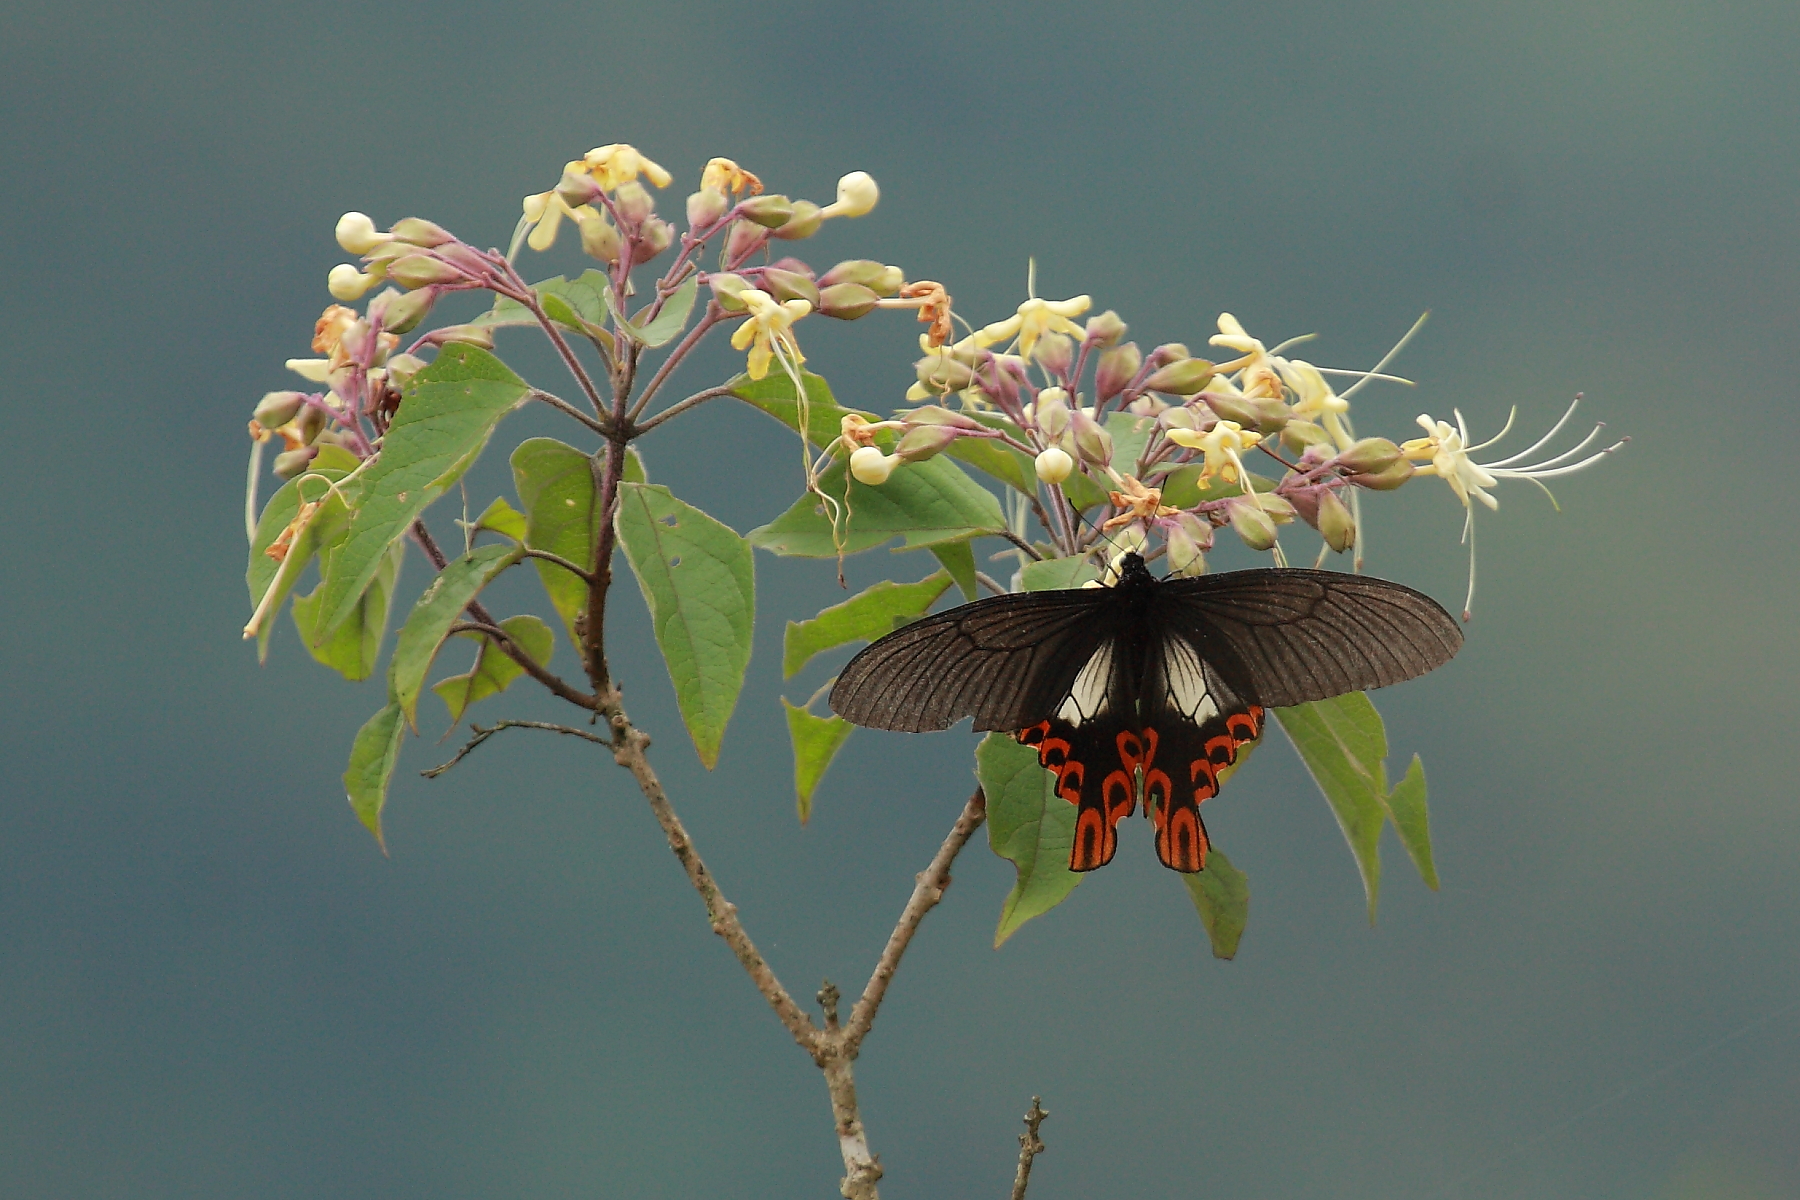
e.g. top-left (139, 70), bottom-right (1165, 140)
top-left (1154, 804), bottom-right (1209, 872)
top-left (1072, 806), bottom-right (1113, 871)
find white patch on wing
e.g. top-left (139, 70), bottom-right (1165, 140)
top-left (1056, 640), bottom-right (1115, 725)
top-left (1161, 635), bottom-right (1219, 722)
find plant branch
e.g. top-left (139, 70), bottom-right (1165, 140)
top-left (843, 788), bottom-right (988, 1054)
top-left (1009, 1097), bottom-right (1050, 1200)
top-left (634, 385), bottom-right (737, 434)
top-left (528, 388), bottom-right (610, 436)
top-left (421, 719), bottom-right (609, 778)
top-left (976, 572), bottom-right (1008, 597)
top-left (998, 530), bottom-right (1044, 561)
top-left (522, 547), bottom-right (597, 584)
top-left (628, 304), bottom-right (727, 423)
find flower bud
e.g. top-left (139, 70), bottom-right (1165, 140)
top-left (709, 273), bottom-right (752, 312)
top-left (1204, 390), bottom-right (1288, 433)
top-left (253, 390), bottom-right (307, 428)
top-left (389, 217), bottom-right (454, 247)
top-left (849, 446), bottom-right (896, 485)
top-left (1228, 500), bottom-right (1279, 551)
top-left (1034, 332), bottom-right (1074, 377)
top-left (818, 259), bottom-right (903, 295)
top-left (914, 351), bottom-right (974, 392)
top-left (273, 446), bottom-right (318, 480)
top-left (421, 324), bottom-right (496, 350)
top-left (1095, 342), bottom-right (1142, 402)
top-left (1334, 437), bottom-right (1405, 475)
top-left (725, 219), bottom-right (768, 263)
top-left (327, 264), bottom-right (377, 301)
top-left (370, 286), bottom-right (436, 334)
top-left (1280, 419), bottom-right (1331, 454)
top-left (1165, 512), bottom-right (1213, 577)
top-left (895, 424), bottom-right (959, 462)
top-left (737, 193), bottom-right (795, 229)
top-left (294, 405), bottom-right (327, 446)
top-left (762, 267), bottom-right (821, 309)
top-left (1032, 387), bottom-right (1073, 438)
top-left (335, 212), bottom-right (391, 255)
top-left (1069, 408), bottom-right (1113, 467)
top-left (631, 218), bottom-right (675, 264)
top-left (1084, 310), bottom-right (1127, 347)
top-left (385, 353), bottom-right (427, 388)
top-left (821, 171), bottom-right (879, 219)
top-left (614, 181), bottom-right (656, 224)
top-left (1034, 446), bottom-right (1074, 485)
top-left (1149, 343), bottom-right (1191, 368)
top-left (1347, 458), bottom-right (1415, 491)
top-left (904, 405), bottom-right (985, 429)
top-left (687, 187), bottom-right (730, 230)
top-left (771, 199), bottom-right (823, 240)
top-left (386, 254), bottom-right (463, 290)
top-left (578, 215), bottom-right (622, 263)
top-left (817, 282), bottom-right (879, 320)
top-left (1317, 489), bottom-right (1355, 553)
top-left (1142, 357), bottom-right (1216, 396)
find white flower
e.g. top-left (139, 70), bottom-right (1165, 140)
top-left (1034, 446), bottom-right (1074, 484)
top-left (849, 446), bottom-right (896, 485)
top-left (819, 171), bottom-right (879, 219)
top-left (1401, 397), bottom-right (1623, 511)
top-left (335, 212), bottom-right (391, 255)
top-left (327, 263), bottom-right (377, 301)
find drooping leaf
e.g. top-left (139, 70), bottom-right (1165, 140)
top-left (388, 543), bottom-right (525, 729)
top-left (1019, 556), bottom-right (1099, 592)
top-left (980, 732), bottom-right (1084, 947)
top-left (245, 461), bottom-right (358, 662)
top-left (781, 571), bottom-right (952, 679)
top-left (1274, 692), bottom-right (1390, 922)
top-left (433, 614), bottom-right (555, 725)
top-left (613, 483), bottom-right (756, 769)
top-left (312, 344), bottom-right (527, 639)
top-left (748, 454), bottom-right (1008, 557)
top-left (729, 370), bottom-right (872, 448)
top-left (511, 438), bottom-right (601, 646)
top-left (782, 700), bottom-right (855, 823)
top-left (1382, 753), bottom-right (1438, 890)
top-left (344, 702), bottom-right (406, 850)
top-left (929, 540), bottom-right (981, 601)
top-left (291, 539), bottom-right (404, 681)
top-left (1179, 849), bottom-right (1250, 960)
top-left (622, 274), bottom-right (699, 347)
top-left (473, 496), bottom-right (528, 541)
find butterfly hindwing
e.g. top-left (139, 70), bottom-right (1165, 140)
top-left (1018, 716), bottom-right (1142, 871)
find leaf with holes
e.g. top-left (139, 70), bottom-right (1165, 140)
top-left (981, 732), bottom-right (1084, 947)
top-left (614, 483), bottom-right (756, 769)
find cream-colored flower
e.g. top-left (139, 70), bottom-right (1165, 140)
top-left (580, 143), bottom-right (672, 190)
top-left (700, 157), bottom-right (762, 196)
top-left (819, 171), bottom-right (879, 219)
top-left (327, 264), bottom-right (377, 302)
top-left (1166, 419), bottom-right (1263, 486)
top-left (730, 288), bottom-right (812, 380)
top-left (1279, 358), bottom-right (1352, 448)
top-left (1402, 415), bottom-right (1499, 510)
top-left (1210, 313), bottom-right (1282, 399)
top-left (849, 445), bottom-right (896, 485)
top-left (335, 212), bottom-right (391, 255)
top-left (967, 294), bottom-right (1092, 363)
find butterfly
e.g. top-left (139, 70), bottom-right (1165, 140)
top-left (830, 553), bottom-right (1462, 873)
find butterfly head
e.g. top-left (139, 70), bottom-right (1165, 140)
top-left (1115, 551), bottom-right (1155, 587)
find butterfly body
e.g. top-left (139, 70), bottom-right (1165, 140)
top-left (830, 555), bottom-right (1461, 873)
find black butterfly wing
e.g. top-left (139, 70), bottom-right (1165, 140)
top-left (1155, 568), bottom-right (1462, 708)
top-left (829, 588), bottom-right (1114, 733)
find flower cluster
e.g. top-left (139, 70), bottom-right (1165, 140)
top-left (837, 295), bottom-right (1622, 610)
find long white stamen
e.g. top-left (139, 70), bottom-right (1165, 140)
top-left (1267, 332), bottom-right (1318, 355)
top-left (1316, 367), bottom-right (1414, 385)
top-left (1341, 311), bottom-right (1429, 402)
top-left (1483, 394), bottom-right (1583, 467)
top-left (1461, 507), bottom-right (1476, 622)
top-left (1493, 424), bottom-right (1610, 473)
top-left (1462, 405), bottom-right (1517, 453)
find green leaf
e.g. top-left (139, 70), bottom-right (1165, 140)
top-left (432, 614), bottom-right (555, 725)
top-left (749, 454), bottom-right (1007, 557)
top-left (614, 483), bottom-right (756, 769)
top-left (1157, 465), bottom-right (1278, 509)
top-left (291, 539), bottom-right (403, 681)
top-left (1274, 692), bottom-right (1390, 922)
top-left (245, 463), bottom-right (357, 663)
top-left (980, 733), bottom-right (1084, 946)
top-left (1105, 411), bottom-right (1158, 475)
top-left (622, 445), bottom-right (647, 484)
top-left (388, 543), bottom-right (525, 729)
top-left (782, 571), bottom-right (952, 679)
top-left (1061, 469), bottom-right (1110, 511)
top-left (471, 271), bottom-right (610, 330)
top-left (473, 496), bottom-right (528, 541)
top-left (510, 437), bottom-right (601, 646)
top-left (344, 702), bottom-right (406, 850)
top-left (627, 275), bottom-right (699, 347)
top-left (730, 370), bottom-right (873, 448)
top-left (946, 431), bottom-right (1039, 495)
top-left (1382, 753), bottom-right (1438, 890)
top-left (312, 344), bottom-right (527, 639)
top-left (782, 700), bottom-right (855, 823)
top-left (1179, 849), bottom-right (1250, 959)
top-left (1020, 556), bottom-right (1099, 592)
top-left (929, 540), bottom-right (980, 601)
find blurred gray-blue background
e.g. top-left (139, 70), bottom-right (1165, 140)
top-left (3, 2), bottom-right (1796, 1197)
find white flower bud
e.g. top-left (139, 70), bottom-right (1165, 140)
top-left (327, 264), bottom-right (376, 301)
top-left (820, 171), bottom-right (879, 219)
top-left (849, 446), bottom-right (896, 485)
top-left (1034, 446), bottom-right (1074, 484)
top-left (335, 211), bottom-right (389, 255)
